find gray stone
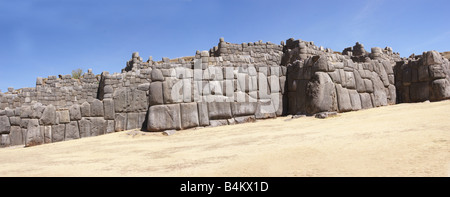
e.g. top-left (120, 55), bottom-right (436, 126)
top-left (234, 115), bottom-right (256, 124)
top-left (364, 79), bottom-right (374, 93)
top-left (43, 126), bottom-right (52, 144)
top-left (58, 110), bottom-right (70, 124)
top-left (209, 119), bottom-right (228, 127)
top-left (429, 64), bottom-right (447, 79)
top-left (65, 121), bottom-right (80, 141)
top-left (114, 113), bottom-right (127, 132)
top-left (372, 74), bottom-right (388, 107)
top-left (31, 103), bottom-right (45, 119)
top-left (80, 101), bottom-right (91, 117)
top-left (231, 102), bottom-right (257, 117)
top-left (431, 79), bottom-right (450, 100)
top-left (312, 55), bottom-right (328, 72)
top-left (20, 106), bottom-right (32, 119)
top-left (424, 50), bottom-right (443, 66)
top-left (1, 134), bottom-right (10, 147)
top-left (90, 99), bottom-right (104, 117)
top-left (9, 117), bottom-right (21, 126)
top-left (163, 130), bottom-right (176, 136)
top-left (0, 116), bottom-right (11, 134)
top-left (306, 72), bottom-right (338, 114)
top-left (418, 65), bottom-right (430, 82)
top-left (208, 102), bottom-right (232, 120)
top-left (106, 120), bottom-right (115, 134)
top-left (353, 70), bottom-right (365, 93)
top-left (163, 77), bottom-right (183, 104)
top-left (348, 89), bottom-right (362, 111)
top-left (103, 99), bottom-right (115, 120)
top-left (137, 83), bottom-right (150, 91)
top-left (151, 69), bottom-right (165, 81)
top-left (78, 118), bottom-right (91, 138)
top-left (40, 105), bottom-right (56, 125)
top-left (69, 104), bottom-right (82, 121)
top-left (180, 103), bottom-right (199, 129)
top-left (344, 71), bottom-right (356, 89)
top-left (197, 102), bottom-right (210, 126)
top-left (90, 117), bottom-right (106, 136)
top-left (113, 87), bottom-right (127, 113)
top-left (51, 124), bottom-right (65, 142)
top-left (335, 84), bottom-right (352, 112)
top-left (255, 100), bottom-right (276, 119)
top-left (147, 104), bottom-right (181, 131)
top-left (126, 113), bottom-right (139, 130)
top-left (387, 84), bottom-right (397, 105)
top-left (149, 82), bottom-right (164, 105)
top-left (25, 119), bottom-right (44, 147)
top-left (9, 126), bottom-right (23, 146)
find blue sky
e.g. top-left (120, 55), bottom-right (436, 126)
top-left (1, 0), bottom-right (449, 91)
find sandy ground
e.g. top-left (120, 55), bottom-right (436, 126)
top-left (0, 100), bottom-right (449, 177)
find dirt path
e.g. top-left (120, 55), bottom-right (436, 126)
top-left (1, 101), bottom-right (449, 177)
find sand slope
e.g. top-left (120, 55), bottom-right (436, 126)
top-left (1, 100), bottom-right (449, 177)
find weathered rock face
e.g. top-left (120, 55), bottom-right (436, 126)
top-left (395, 50), bottom-right (450, 102)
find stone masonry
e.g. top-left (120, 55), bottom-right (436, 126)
top-left (1, 37), bottom-right (449, 148)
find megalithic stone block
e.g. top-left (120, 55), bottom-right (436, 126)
top-left (147, 104), bottom-right (181, 132)
top-left (65, 121), bottom-right (80, 141)
top-left (149, 82), bottom-right (164, 106)
top-left (25, 119), bottom-right (44, 147)
top-left (103, 99), bottom-right (115, 120)
top-left (115, 113), bottom-right (127, 132)
top-left (90, 99), bottom-right (104, 117)
top-left (52, 124), bottom-right (65, 142)
top-left (180, 102), bottom-right (199, 130)
top-left (0, 116), bottom-right (11, 134)
top-left (197, 102), bottom-right (209, 126)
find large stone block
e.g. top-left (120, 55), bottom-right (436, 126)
top-left (423, 50), bottom-right (443, 66)
top-left (80, 101), bottom-right (91, 117)
top-left (114, 113), bottom-right (127, 132)
top-left (113, 87), bottom-right (127, 113)
top-left (353, 70), bottom-right (365, 93)
top-left (1, 134), bottom-right (10, 147)
top-left (431, 79), bottom-right (450, 101)
top-left (106, 120), bottom-right (115, 134)
top-left (359, 93), bottom-right (373, 109)
top-left (348, 89), bottom-right (362, 111)
top-left (78, 118), bottom-right (91, 138)
top-left (65, 121), bottom-right (80, 141)
top-left (9, 117), bottom-right (21, 126)
top-left (336, 84), bottom-right (352, 112)
top-left (305, 72), bottom-right (338, 114)
top-left (151, 69), bottom-right (165, 81)
top-left (149, 82), bottom-right (164, 106)
top-left (0, 116), bottom-right (11, 134)
top-left (429, 64), bottom-right (447, 79)
top-left (180, 103), bottom-right (199, 129)
top-left (344, 71), bottom-right (356, 89)
top-left (364, 79), bottom-right (374, 93)
top-left (52, 124), bottom-right (65, 142)
top-left (126, 113), bottom-right (139, 130)
top-left (197, 102), bottom-right (210, 126)
top-left (9, 126), bottom-right (23, 146)
top-left (163, 77), bottom-right (183, 104)
top-left (58, 110), bottom-right (70, 124)
top-left (43, 126), bottom-right (52, 144)
top-left (208, 102), bottom-right (232, 120)
top-left (69, 104), bottom-right (82, 121)
top-left (231, 102), bottom-right (257, 117)
top-left (90, 117), bottom-right (106, 136)
top-left (103, 99), bottom-right (115, 120)
top-left (255, 99), bottom-right (276, 119)
top-left (25, 119), bottom-right (44, 147)
top-left (372, 73), bottom-right (388, 107)
top-left (90, 99), bottom-right (104, 117)
top-left (147, 104), bottom-right (181, 131)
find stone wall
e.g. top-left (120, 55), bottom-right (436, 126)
top-left (394, 50), bottom-right (450, 103)
top-left (1, 37), bottom-right (450, 149)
